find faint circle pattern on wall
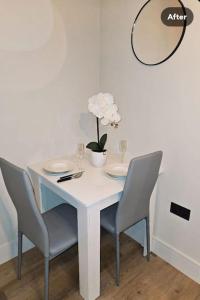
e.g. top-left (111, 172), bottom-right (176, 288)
top-left (0, 6), bottom-right (67, 91)
top-left (0, 0), bottom-right (54, 51)
top-left (131, 0), bottom-right (187, 66)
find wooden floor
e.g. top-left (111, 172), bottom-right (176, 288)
top-left (0, 233), bottom-right (199, 300)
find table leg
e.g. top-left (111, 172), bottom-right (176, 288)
top-left (78, 205), bottom-right (100, 300)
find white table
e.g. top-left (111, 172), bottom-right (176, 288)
top-left (28, 156), bottom-right (161, 300)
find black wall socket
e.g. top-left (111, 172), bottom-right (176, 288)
top-left (170, 202), bottom-right (191, 221)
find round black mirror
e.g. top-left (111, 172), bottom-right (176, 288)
top-left (131, 0), bottom-right (187, 66)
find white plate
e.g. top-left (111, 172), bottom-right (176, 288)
top-left (43, 159), bottom-right (74, 174)
top-left (104, 163), bottom-right (129, 178)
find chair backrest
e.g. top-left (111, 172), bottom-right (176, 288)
top-left (116, 151), bottom-right (163, 233)
top-left (0, 158), bottom-right (49, 257)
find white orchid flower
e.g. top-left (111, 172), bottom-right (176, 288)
top-left (88, 93), bottom-right (121, 126)
top-left (101, 118), bottom-right (110, 126)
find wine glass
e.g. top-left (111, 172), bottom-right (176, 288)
top-left (77, 143), bottom-right (85, 169)
top-left (119, 140), bottom-right (127, 163)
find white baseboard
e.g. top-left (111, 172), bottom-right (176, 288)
top-left (152, 236), bottom-right (200, 284)
top-left (0, 237), bottom-right (34, 265)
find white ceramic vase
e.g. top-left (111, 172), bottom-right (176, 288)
top-left (91, 151), bottom-right (107, 168)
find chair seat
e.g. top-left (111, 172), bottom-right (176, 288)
top-left (42, 203), bottom-right (78, 258)
top-left (100, 203), bottom-right (118, 235)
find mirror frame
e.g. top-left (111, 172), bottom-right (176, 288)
top-left (131, 0), bottom-right (187, 66)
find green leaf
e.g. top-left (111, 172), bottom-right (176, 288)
top-left (86, 142), bottom-right (101, 152)
top-left (99, 134), bottom-right (107, 151)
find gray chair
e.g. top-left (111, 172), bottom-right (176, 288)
top-left (101, 151), bottom-right (163, 286)
top-left (0, 158), bottom-right (78, 300)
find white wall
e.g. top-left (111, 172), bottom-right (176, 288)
top-left (1, 0), bottom-right (200, 284)
top-left (0, 0), bottom-right (100, 264)
top-left (100, 0), bottom-right (200, 283)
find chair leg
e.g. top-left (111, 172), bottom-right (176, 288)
top-left (17, 231), bottom-right (23, 280)
top-left (115, 234), bottom-right (120, 286)
top-left (44, 257), bottom-right (49, 300)
top-left (146, 216), bottom-right (150, 262)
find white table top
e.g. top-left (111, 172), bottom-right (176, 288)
top-left (28, 155), bottom-right (126, 208)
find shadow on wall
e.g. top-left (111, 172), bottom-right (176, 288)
top-left (79, 112), bottom-right (97, 140)
top-left (0, 0), bottom-right (67, 92)
top-left (79, 112), bottom-right (108, 147)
